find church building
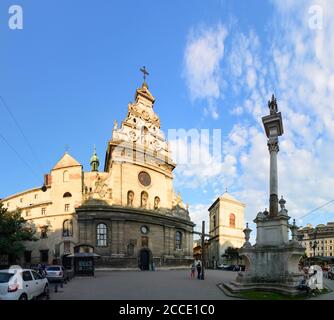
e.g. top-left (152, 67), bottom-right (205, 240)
top-left (208, 192), bottom-right (245, 268)
top-left (0, 74), bottom-right (195, 269)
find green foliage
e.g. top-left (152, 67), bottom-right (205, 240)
top-left (222, 246), bottom-right (240, 263)
top-left (0, 202), bottom-right (36, 259)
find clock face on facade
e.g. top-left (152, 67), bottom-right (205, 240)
top-left (138, 171), bottom-right (151, 186)
top-left (140, 226), bottom-right (149, 234)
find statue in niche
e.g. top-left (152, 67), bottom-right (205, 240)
top-left (114, 120), bottom-right (118, 130)
top-left (127, 191), bottom-right (134, 206)
top-left (154, 196), bottom-right (160, 210)
top-left (141, 191), bottom-right (148, 209)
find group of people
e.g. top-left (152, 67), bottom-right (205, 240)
top-left (190, 261), bottom-right (203, 279)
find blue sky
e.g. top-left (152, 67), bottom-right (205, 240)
top-left (1, 0), bottom-right (334, 235)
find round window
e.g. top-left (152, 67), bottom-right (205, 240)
top-left (138, 171), bottom-right (151, 186)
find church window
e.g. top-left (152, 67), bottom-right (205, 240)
top-left (34, 194), bottom-right (38, 199)
top-left (63, 192), bottom-right (72, 198)
top-left (175, 231), bottom-right (182, 249)
top-left (26, 210), bottom-right (31, 217)
top-left (96, 223), bottom-right (107, 247)
top-left (41, 207), bottom-right (46, 215)
top-left (40, 226), bottom-right (48, 239)
top-left (40, 250), bottom-right (49, 263)
top-left (63, 170), bottom-right (69, 182)
top-left (20, 198), bottom-right (23, 203)
top-left (213, 214), bottom-right (216, 228)
top-left (229, 213), bottom-right (236, 228)
top-left (63, 219), bottom-right (73, 237)
top-left (138, 172), bottom-right (151, 187)
top-left (127, 243), bottom-right (134, 256)
top-left (64, 204), bottom-right (70, 212)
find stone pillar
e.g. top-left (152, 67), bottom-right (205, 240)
top-left (268, 137), bottom-right (279, 217)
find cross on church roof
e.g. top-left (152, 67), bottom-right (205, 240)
top-left (140, 66), bottom-right (149, 81)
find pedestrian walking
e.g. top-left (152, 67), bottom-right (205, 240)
top-left (196, 262), bottom-right (202, 279)
top-left (190, 262), bottom-right (195, 279)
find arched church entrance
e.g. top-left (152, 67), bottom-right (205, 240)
top-left (139, 248), bottom-right (151, 271)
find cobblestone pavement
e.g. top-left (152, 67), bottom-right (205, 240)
top-left (48, 269), bottom-right (238, 300)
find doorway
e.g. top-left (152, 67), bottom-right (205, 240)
top-left (139, 248), bottom-right (150, 270)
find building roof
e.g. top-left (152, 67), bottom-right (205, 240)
top-left (52, 152), bottom-right (81, 170)
top-left (208, 192), bottom-right (245, 211)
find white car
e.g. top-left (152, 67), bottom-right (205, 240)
top-left (0, 266), bottom-right (49, 300)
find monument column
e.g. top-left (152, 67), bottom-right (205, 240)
top-left (262, 94), bottom-right (283, 218)
top-left (268, 137), bottom-right (279, 217)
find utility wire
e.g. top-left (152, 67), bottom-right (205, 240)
top-left (0, 132), bottom-right (40, 179)
top-left (0, 95), bottom-right (45, 173)
top-left (294, 199), bottom-right (334, 226)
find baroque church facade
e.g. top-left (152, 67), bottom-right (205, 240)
top-left (1, 78), bottom-right (195, 269)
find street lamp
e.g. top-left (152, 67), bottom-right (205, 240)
top-left (312, 240), bottom-right (318, 259)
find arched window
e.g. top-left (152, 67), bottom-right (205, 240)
top-left (63, 170), bottom-right (69, 182)
top-left (63, 192), bottom-right (72, 198)
top-left (96, 223), bottom-right (107, 246)
top-left (229, 213), bottom-right (236, 228)
top-left (175, 231), bottom-right (182, 249)
top-left (63, 219), bottom-right (73, 237)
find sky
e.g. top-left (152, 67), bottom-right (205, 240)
top-left (0, 0), bottom-right (334, 238)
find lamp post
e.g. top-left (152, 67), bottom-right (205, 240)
top-left (201, 221), bottom-right (205, 280)
top-left (312, 228), bottom-right (318, 265)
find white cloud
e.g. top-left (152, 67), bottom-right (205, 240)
top-left (189, 203), bottom-right (211, 235)
top-left (182, 0), bottom-right (334, 232)
top-left (183, 24), bottom-right (228, 118)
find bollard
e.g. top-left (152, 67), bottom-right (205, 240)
top-left (60, 281), bottom-right (63, 288)
top-left (54, 284), bottom-right (58, 293)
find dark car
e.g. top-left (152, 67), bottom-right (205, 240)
top-left (328, 267), bottom-right (334, 280)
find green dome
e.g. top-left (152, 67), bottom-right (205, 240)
top-left (90, 147), bottom-right (100, 172)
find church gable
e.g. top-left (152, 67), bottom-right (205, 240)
top-left (52, 152), bottom-right (82, 170)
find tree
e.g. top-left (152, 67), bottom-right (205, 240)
top-left (222, 247), bottom-right (241, 264)
top-left (0, 203), bottom-right (36, 262)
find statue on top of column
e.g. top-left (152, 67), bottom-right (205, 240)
top-left (268, 94), bottom-right (278, 115)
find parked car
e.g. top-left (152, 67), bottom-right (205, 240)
top-left (222, 264), bottom-right (244, 271)
top-left (328, 267), bottom-right (334, 280)
top-left (0, 266), bottom-right (48, 300)
top-left (45, 265), bottom-right (68, 282)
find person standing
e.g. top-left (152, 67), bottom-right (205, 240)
top-left (190, 262), bottom-right (195, 279)
top-left (196, 261), bottom-right (202, 279)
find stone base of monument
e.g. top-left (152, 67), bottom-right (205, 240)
top-left (222, 211), bottom-right (306, 296)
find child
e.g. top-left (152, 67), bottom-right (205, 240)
top-left (190, 262), bottom-right (196, 278)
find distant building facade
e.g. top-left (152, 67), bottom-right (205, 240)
top-left (0, 79), bottom-right (195, 269)
top-left (208, 192), bottom-right (245, 268)
top-left (297, 222), bottom-right (334, 257)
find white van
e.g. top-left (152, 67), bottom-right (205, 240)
top-left (0, 266), bottom-right (49, 300)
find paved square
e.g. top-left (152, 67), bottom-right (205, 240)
top-left (49, 269), bottom-right (238, 300)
